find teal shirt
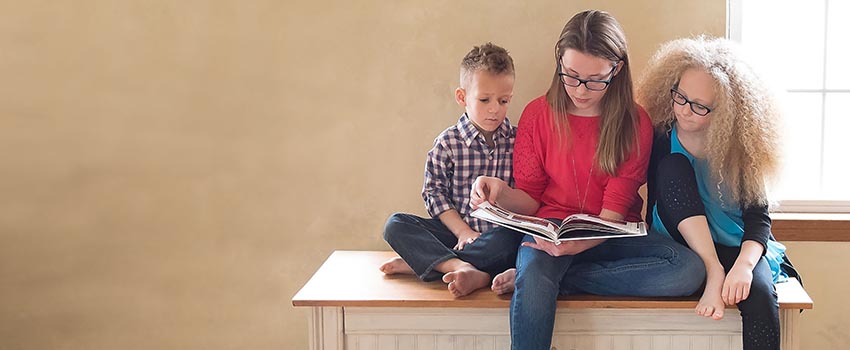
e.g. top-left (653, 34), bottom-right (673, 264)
top-left (651, 125), bottom-right (787, 282)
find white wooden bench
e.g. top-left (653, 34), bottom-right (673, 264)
top-left (292, 250), bottom-right (813, 350)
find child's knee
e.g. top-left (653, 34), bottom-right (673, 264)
top-left (383, 213), bottom-right (412, 242)
top-left (656, 247), bottom-right (705, 296)
top-left (482, 228), bottom-right (521, 250)
top-left (515, 268), bottom-right (559, 298)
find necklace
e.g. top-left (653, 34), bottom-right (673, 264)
top-left (571, 153), bottom-right (593, 214)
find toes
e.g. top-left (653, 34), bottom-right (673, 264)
top-left (713, 309), bottom-right (724, 320)
top-left (698, 305), bottom-right (712, 317)
top-left (442, 272), bottom-right (456, 284)
top-left (448, 282), bottom-right (464, 297)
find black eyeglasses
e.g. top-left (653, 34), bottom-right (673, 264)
top-left (670, 89), bottom-right (712, 116)
top-left (557, 64), bottom-right (617, 91)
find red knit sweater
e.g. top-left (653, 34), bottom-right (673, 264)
top-left (513, 96), bottom-right (652, 222)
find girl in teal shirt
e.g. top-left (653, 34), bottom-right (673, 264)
top-left (638, 37), bottom-right (799, 350)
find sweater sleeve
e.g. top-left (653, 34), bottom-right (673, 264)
top-left (602, 107), bottom-right (654, 216)
top-left (513, 98), bottom-right (548, 203)
top-left (741, 203), bottom-right (771, 256)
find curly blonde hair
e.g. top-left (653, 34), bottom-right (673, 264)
top-left (636, 36), bottom-right (781, 206)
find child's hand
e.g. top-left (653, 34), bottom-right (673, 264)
top-left (521, 237), bottom-right (605, 256)
top-left (470, 176), bottom-right (506, 209)
top-left (454, 229), bottom-right (482, 250)
top-left (722, 263), bottom-right (754, 305)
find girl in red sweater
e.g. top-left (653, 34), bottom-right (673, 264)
top-left (470, 10), bottom-right (705, 350)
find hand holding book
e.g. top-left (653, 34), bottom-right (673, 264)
top-left (521, 235), bottom-right (607, 256)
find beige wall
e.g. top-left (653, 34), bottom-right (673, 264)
top-left (1, 1), bottom-right (847, 349)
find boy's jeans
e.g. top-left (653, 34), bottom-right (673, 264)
top-left (510, 232), bottom-right (706, 350)
top-left (383, 212), bottom-right (522, 281)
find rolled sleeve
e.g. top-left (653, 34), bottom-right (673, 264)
top-left (741, 203), bottom-right (771, 256)
top-left (422, 139), bottom-right (456, 218)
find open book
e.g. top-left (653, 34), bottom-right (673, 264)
top-left (470, 202), bottom-right (646, 245)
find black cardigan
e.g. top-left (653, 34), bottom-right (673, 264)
top-left (645, 129), bottom-right (770, 253)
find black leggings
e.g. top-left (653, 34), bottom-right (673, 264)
top-left (655, 153), bottom-right (779, 350)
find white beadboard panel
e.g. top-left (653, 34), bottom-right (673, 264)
top-left (671, 335), bottom-right (691, 349)
top-left (551, 309), bottom-right (741, 335)
top-left (435, 335), bottom-right (454, 350)
top-left (344, 333), bottom-right (745, 350)
top-left (395, 335), bottom-right (415, 350)
top-left (651, 335), bottom-right (672, 350)
top-left (611, 335), bottom-right (631, 350)
top-left (346, 307), bottom-right (743, 336)
top-left (345, 308), bottom-right (509, 334)
top-left (312, 307), bottom-right (344, 350)
top-left (710, 335), bottom-right (732, 350)
top-left (575, 334), bottom-right (597, 349)
top-left (731, 335), bottom-right (743, 348)
top-left (691, 335), bottom-right (711, 350)
top-left (376, 335), bottom-right (395, 350)
top-left (474, 335), bottom-right (495, 350)
top-left (494, 335), bottom-right (511, 350)
top-left (631, 335), bottom-right (652, 350)
top-left (593, 334), bottom-right (613, 350)
top-left (453, 335), bottom-right (475, 349)
top-left (355, 334), bottom-right (376, 350)
top-left (314, 307), bottom-right (798, 350)
top-left (780, 309), bottom-right (800, 350)
top-left (550, 334), bottom-right (575, 350)
top-left (416, 335), bottom-right (435, 350)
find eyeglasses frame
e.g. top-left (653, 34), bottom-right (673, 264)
top-left (670, 88), bottom-right (713, 116)
top-left (557, 63), bottom-right (619, 91)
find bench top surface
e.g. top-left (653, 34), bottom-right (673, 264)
top-left (292, 250), bottom-right (812, 309)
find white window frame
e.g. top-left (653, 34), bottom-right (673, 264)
top-left (727, 0), bottom-right (850, 213)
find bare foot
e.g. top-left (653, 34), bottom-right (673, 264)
top-left (696, 272), bottom-right (726, 320)
top-left (491, 268), bottom-right (516, 295)
top-left (442, 263), bottom-right (490, 297)
top-left (379, 257), bottom-right (414, 275)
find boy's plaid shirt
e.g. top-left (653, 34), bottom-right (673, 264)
top-left (422, 113), bottom-right (516, 233)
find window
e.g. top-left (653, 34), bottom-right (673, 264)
top-left (728, 0), bottom-right (850, 212)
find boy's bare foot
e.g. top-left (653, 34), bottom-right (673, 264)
top-left (379, 257), bottom-right (414, 275)
top-left (491, 268), bottom-right (516, 295)
top-left (442, 264), bottom-right (490, 297)
top-left (696, 272), bottom-right (726, 320)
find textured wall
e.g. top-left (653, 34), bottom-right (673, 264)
top-left (1, 1), bottom-right (845, 349)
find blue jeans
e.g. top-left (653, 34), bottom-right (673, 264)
top-left (383, 213), bottom-right (522, 281)
top-left (510, 231), bottom-right (706, 350)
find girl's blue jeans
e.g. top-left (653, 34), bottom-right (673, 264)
top-left (510, 231), bottom-right (706, 350)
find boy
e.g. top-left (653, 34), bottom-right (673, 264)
top-left (380, 42), bottom-right (521, 297)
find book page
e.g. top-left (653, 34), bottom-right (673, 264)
top-left (470, 202), bottom-right (559, 242)
top-left (560, 214), bottom-right (642, 233)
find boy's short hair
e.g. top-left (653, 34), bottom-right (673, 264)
top-left (460, 42), bottom-right (515, 88)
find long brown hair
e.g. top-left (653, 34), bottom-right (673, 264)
top-left (545, 10), bottom-right (638, 175)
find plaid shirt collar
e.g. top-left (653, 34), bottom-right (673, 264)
top-left (456, 113), bottom-right (512, 148)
